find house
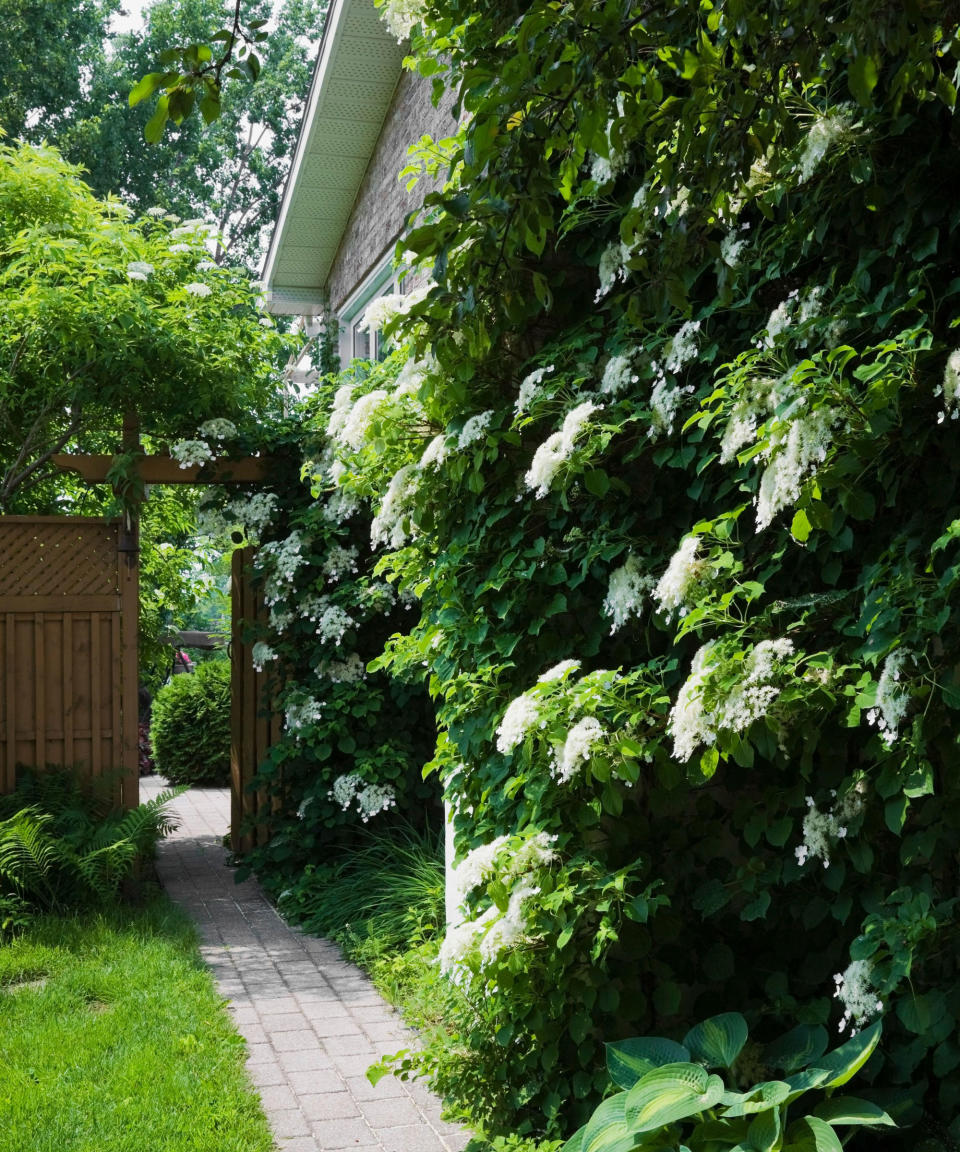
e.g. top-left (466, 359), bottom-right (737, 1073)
top-left (261, 0), bottom-right (456, 361)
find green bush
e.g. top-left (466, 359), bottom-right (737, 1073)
top-left (150, 661), bottom-right (231, 786)
top-left (0, 770), bottom-right (182, 912)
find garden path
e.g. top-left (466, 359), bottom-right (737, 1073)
top-left (144, 777), bottom-right (470, 1152)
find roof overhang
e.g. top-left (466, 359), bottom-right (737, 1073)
top-left (261, 0), bottom-right (405, 314)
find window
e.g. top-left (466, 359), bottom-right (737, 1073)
top-left (338, 260), bottom-right (400, 364)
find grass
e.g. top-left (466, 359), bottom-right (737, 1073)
top-left (0, 894), bottom-right (273, 1152)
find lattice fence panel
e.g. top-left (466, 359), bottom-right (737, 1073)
top-left (0, 517), bottom-right (118, 597)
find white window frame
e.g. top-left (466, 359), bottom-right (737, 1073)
top-left (337, 259), bottom-right (401, 364)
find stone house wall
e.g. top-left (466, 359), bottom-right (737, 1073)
top-left (326, 68), bottom-right (458, 312)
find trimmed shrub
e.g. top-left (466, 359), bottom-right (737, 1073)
top-left (150, 661), bottom-right (231, 786)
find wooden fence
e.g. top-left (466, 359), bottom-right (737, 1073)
top-left (0, 516), bottom-right (139, 806)
top-left (230, 547), bottom-right (282, 853)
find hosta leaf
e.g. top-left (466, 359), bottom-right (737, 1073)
top-left (765, 1024), bottom-right (829, 1072)
top-left (748, 1106), bottom-right (782, 1152)
top-left (813, 1097), bottom-right (896, 1126)
top-left (783, 1067), bottom-right (831, 1104)
top-left (721, 1081), bottom-right (791, 1117)
top-left (625, 1064), bottom-right (725, 1133)
top-left (582, 1092), bottom-right (642, 1152)
top-left (815, 1021), bottom-right (882, 1088)
top-left (562, 1125), bottom-right (586, 1152)
top-left (784, 1116), bottom-right (844, 1152)
top-left (683, 1013), bottom-right (748, 1069)
top-left (606, 1038), bottom-right (691, 1089)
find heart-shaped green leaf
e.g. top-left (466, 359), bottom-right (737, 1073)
top-left (606, 1038), bottom-right (692, 1089)
top-left (816, 1021), bottom-right (882, 1088)
top-left (764, 1024), bottom-right (829, 1072)
top-left (813, 1096), bottom-right (896, 1127)
top-left (748, 1106), bottom-right (782, 1152)
top-left (784, 1116), bottom-right (844, 1152)
top-left (783, 1067), bottom-right (831, 1104)
top-left (625, 1063), bottom-right (725, 1133)
top-left (582, 1092), bottom-right (642, 1152)
top-left (683, 1013), bottom-right (748, 1070)
top-left (561, 1125), bottom-right (586, 1152)
top-left (722, 1081), bottom-right (791, 1117)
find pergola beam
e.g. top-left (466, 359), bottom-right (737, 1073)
top-left (53, 454), bottom-right (273, 484)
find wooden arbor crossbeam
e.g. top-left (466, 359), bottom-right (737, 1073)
top-left (52, 454), bottom-right (273, 485)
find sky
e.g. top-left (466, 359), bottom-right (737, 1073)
top-left (109, 0), bottom-right (152, 35)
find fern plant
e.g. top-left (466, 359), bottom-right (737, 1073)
top-left (0, 770), bottom-right (183, 911)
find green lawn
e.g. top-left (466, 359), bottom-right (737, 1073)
top-left (0, 896), bottom-right (273, 1152)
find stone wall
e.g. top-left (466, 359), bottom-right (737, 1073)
top-left (326, 69), bottom-right (458, 313)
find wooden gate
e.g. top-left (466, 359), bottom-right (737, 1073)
top-left (230, 547), bottom-right (281, 852)
top-left (0, 516), bottom-right (139, 806)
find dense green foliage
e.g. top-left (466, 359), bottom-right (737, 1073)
top-left (0, 898), bottom-right (274, 1152)
top-left (235, 0), bottom-right (960, 1146)
top-left (150, 661), bottom-right (232, 786)
top-left (0, 770), bottom-right (181, 913)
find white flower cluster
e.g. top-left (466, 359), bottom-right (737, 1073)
top-left (664, 320), bottom-right (701, 374)
top-left (867, 648), bottom-right (909, 743)
top-left (798, 108), bottom-right (856, 183)
top-left (270, 604), bottom-right (294, 631)
top-left (322, 544), bottom-right (359, 582)
top-left (251, 642), bottom-right (277, 672)
top-left (420, 434), bottom-right (450, 469)
top-left (335, 389), bottom-right (389, 451)
top-left (496, 694), bottom-right (541, 754)
top-left (601, 353), bottom-right (638, 396)
top-left (361, 580), bottom-right (397, 612)
top-left (458, 410), bottom-right (493, 449)
top-left (720, 230), bottom-right (748, 268)
top-left (538, 659), bottom-right (581, 682)
top-left (230, 492), bottom-right (278, 534)
top-left (146, 206), bottom-right (167, 218)
top-left (648, 375), bottom-right (688, 439)
top-left (393, 356), bottom-right (431, 398)
top-left (260, 531), bottom-right (307, 602)
top-left (720, 389), bottom-right (765, 463)
top-left (603, 553), bottom-right (654, 632)
top-left (670, 638), bottom-right (794, 762)
top-left (371, 464), bottom-right (420, 550)
top-left (589, 120), bottom-right (628, 186)
top-left (596, 241), bottom-right (630, 301)
top-left (795, 785), bottom-right (865, 868)
top-left (653, 536), bottom-right (704, 619)
top-left (763, 287), bottom-right (826, 349)
top-left (937, 350), bottom-right (960, 422)
top-left (170, 439), bottom-right (214, 469)
top-left (516, 365), bottom-right (554, 414)
top-left (197, 260), bottom-right (218, 273)
top-left (833, 958), bottom-right (883, 1033)
top-left (360, 286), bottom-right (429, 332)
top-left (525, 401), bottom-right (600, 498)
top-left (285, 693), bottom-right (324, 733)
top-left (755, 405), bottom-right (837, 530)
top-left (317, 653), bottom-right (366, 683)
top-left (377, 0), bottom-right (425, 39)
top-left (553, 716), bottom-right (606, 784)
top-left (310, 600), bottom-right (354, 646)
top-left (330, 773), bottom-right (397, 822)
top-left (126, 261), bottom-right (154, 281)
top-left (184, 282), bottom-right (212, 297)
top-left (198, 418), bottom-right (236, 441)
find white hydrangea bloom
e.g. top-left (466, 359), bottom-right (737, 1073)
top-left (454, 835), bottom-right (510, 896)
top-left (371, 464), bottom-right (419, 550)
top-left (356, 783), bottom-right (397, 822)
top-left (197, 260), bottom-right (218, 272)
top-left (378, 0), bottom-right (426, 39)
top-left (669, 644), bottom-right (718, 762)
top-left (170, 439), bottom-right (214, 469)
top-left (720, 399), bottom-right (761, 463)
top-left (755, 406), bottom-right (837, 530)
top-left (720, 232), bottom-right (747, 267)
top-left (229, 492), bottom-right (278, 534)
top-left (261, 531), bottom-right (307, 590)
top-left (833, 959), bottom-right (883, 1032)
top-left (327, 384), bottom-right (355, 441)
top-left (764, 297), bottom-right (795, 346)
top-left (318, 653), bottom-right (367, 683)
top-left (331, 773), bottom-right (361, 808)
top-left (496, 694), bottom-right (540, 754)
top-left (146, 205), bottom-right (167, 217)
top-left (664, 320), bottom-right (701, 374)
top-left (285, 694), bottom-right (324, 732)
top-left (322, 544), bottom-right (359, 582)
top-left (393, 356), bottom-right (431, 397)
top-left (169, 243), bottom-right (191, 253)
top-left (648, 375), bottom-right (686, 438)
top-left (126, 261), bottom-right (154, 281)
top-left (603, 554), bottom-right (654, 632)
top-left (596, 241), bottom-right (630, 301)
top-left (458, 410), bottom-right (493, 449)
top-left (420, 433), bottom-right (449, 469)
top-left (795, 784), bottom-right (864, 869)
top-left (184, 281), bottom-right (212, 297)
top-left (251, 642), bottom-right (278, 672)
top-left (198, 418), bottom-right (237, 441)
top-left (867, 648), bottom-right (909, 743)
top-left (438, 906), bottom-right (497, 974)
top-left (316, 603), bottom-right (354, 646)
top-left (940, 350), bottom-right (960, 420)
top-left (336, 390), bottom-right (389, 451)
top-left (516, 365), bottom-right (554, 414)
top-left (269, 605), bottom-right (294, 631)
top-left (477, 881), bottom-right (539, 966)
top-left (538, 659), bottom-right (581, 682)
top-left (798, 108), bottom-right (856, 183)
top-left (601, 354), bottom-right (638, 396)
top-left (524, 401), bottom-right (600, 498)
top-left (553, 717), bottom-right (606, 784)
top-left (360, 286), bottom-right (429, 331)
top-left (653, 536), bottom-right (703, 619)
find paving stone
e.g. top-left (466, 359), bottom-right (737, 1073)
top-left (260, 1011), bottom-right (311, 1033)
top-left (378, 1124), bottom-right (447, 1152)
top-left (279, 1047), bottom-right (339, 1074)
top-left (286, 1069), bottom-right (347, 1095)
top-left (257, 1084), bottom-right (299, 1111)
top-left (247, 1061), bottom-right (287, 1088)
top-left (322, 1033), bottom-right (378, 1056)
top-left (277, 1138), bottom-right (321, 1152)
top-left (359, 1096), bottom-right (426, 1129)
top-left (310, 1117), bottom-right (378, 1149)
top-left (299, 1091), bottom-right (361, 1121)
top-left (272, 1109), bottom-right (312, 1138)
top-left (273, 1029), bottom-right (320, 1053)
top-left (344, 1075), bottom-right (410, 1102)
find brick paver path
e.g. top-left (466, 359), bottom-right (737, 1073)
top-left (145, 778), bottom-right (470, 1152)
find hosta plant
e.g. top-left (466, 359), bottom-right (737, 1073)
top-left (563, 1013), bottom-right (893, 1152)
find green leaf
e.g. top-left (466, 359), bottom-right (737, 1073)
top-left (606, 1038), bottom-right (691, 1089)
top-left (581, 1092), bottom-right (640, 1152)
top-left (129, 72), bottom-right (167, 107)
top-left (144, 94), bottom-right (171, 144)
top-left (585, 469), bottom-right (610, 497)
top-left (785, 1116), bottom-right (844, 1152)
top-left (625, 1064), bottom-right (725, 1133)
top-left (561, 1126), bottom-right (586, 1152)
top-left (748, 1105), bottom-right (782, 1152)
top-left (721, 1081), bottom-right (791, 1117)
top-left (791, 508), bottom-right (812, 542)
top-left (765, 1024), bottom-right (828, 1073)
top-left (848, 54), bottom-right (879, 105)
top-left (815, 1021), bottom-right (882, 1088)
top-left (683, 1013), bottom-right (748, 1070)
top-left (813, 1097), bottom-right (896, 1127)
